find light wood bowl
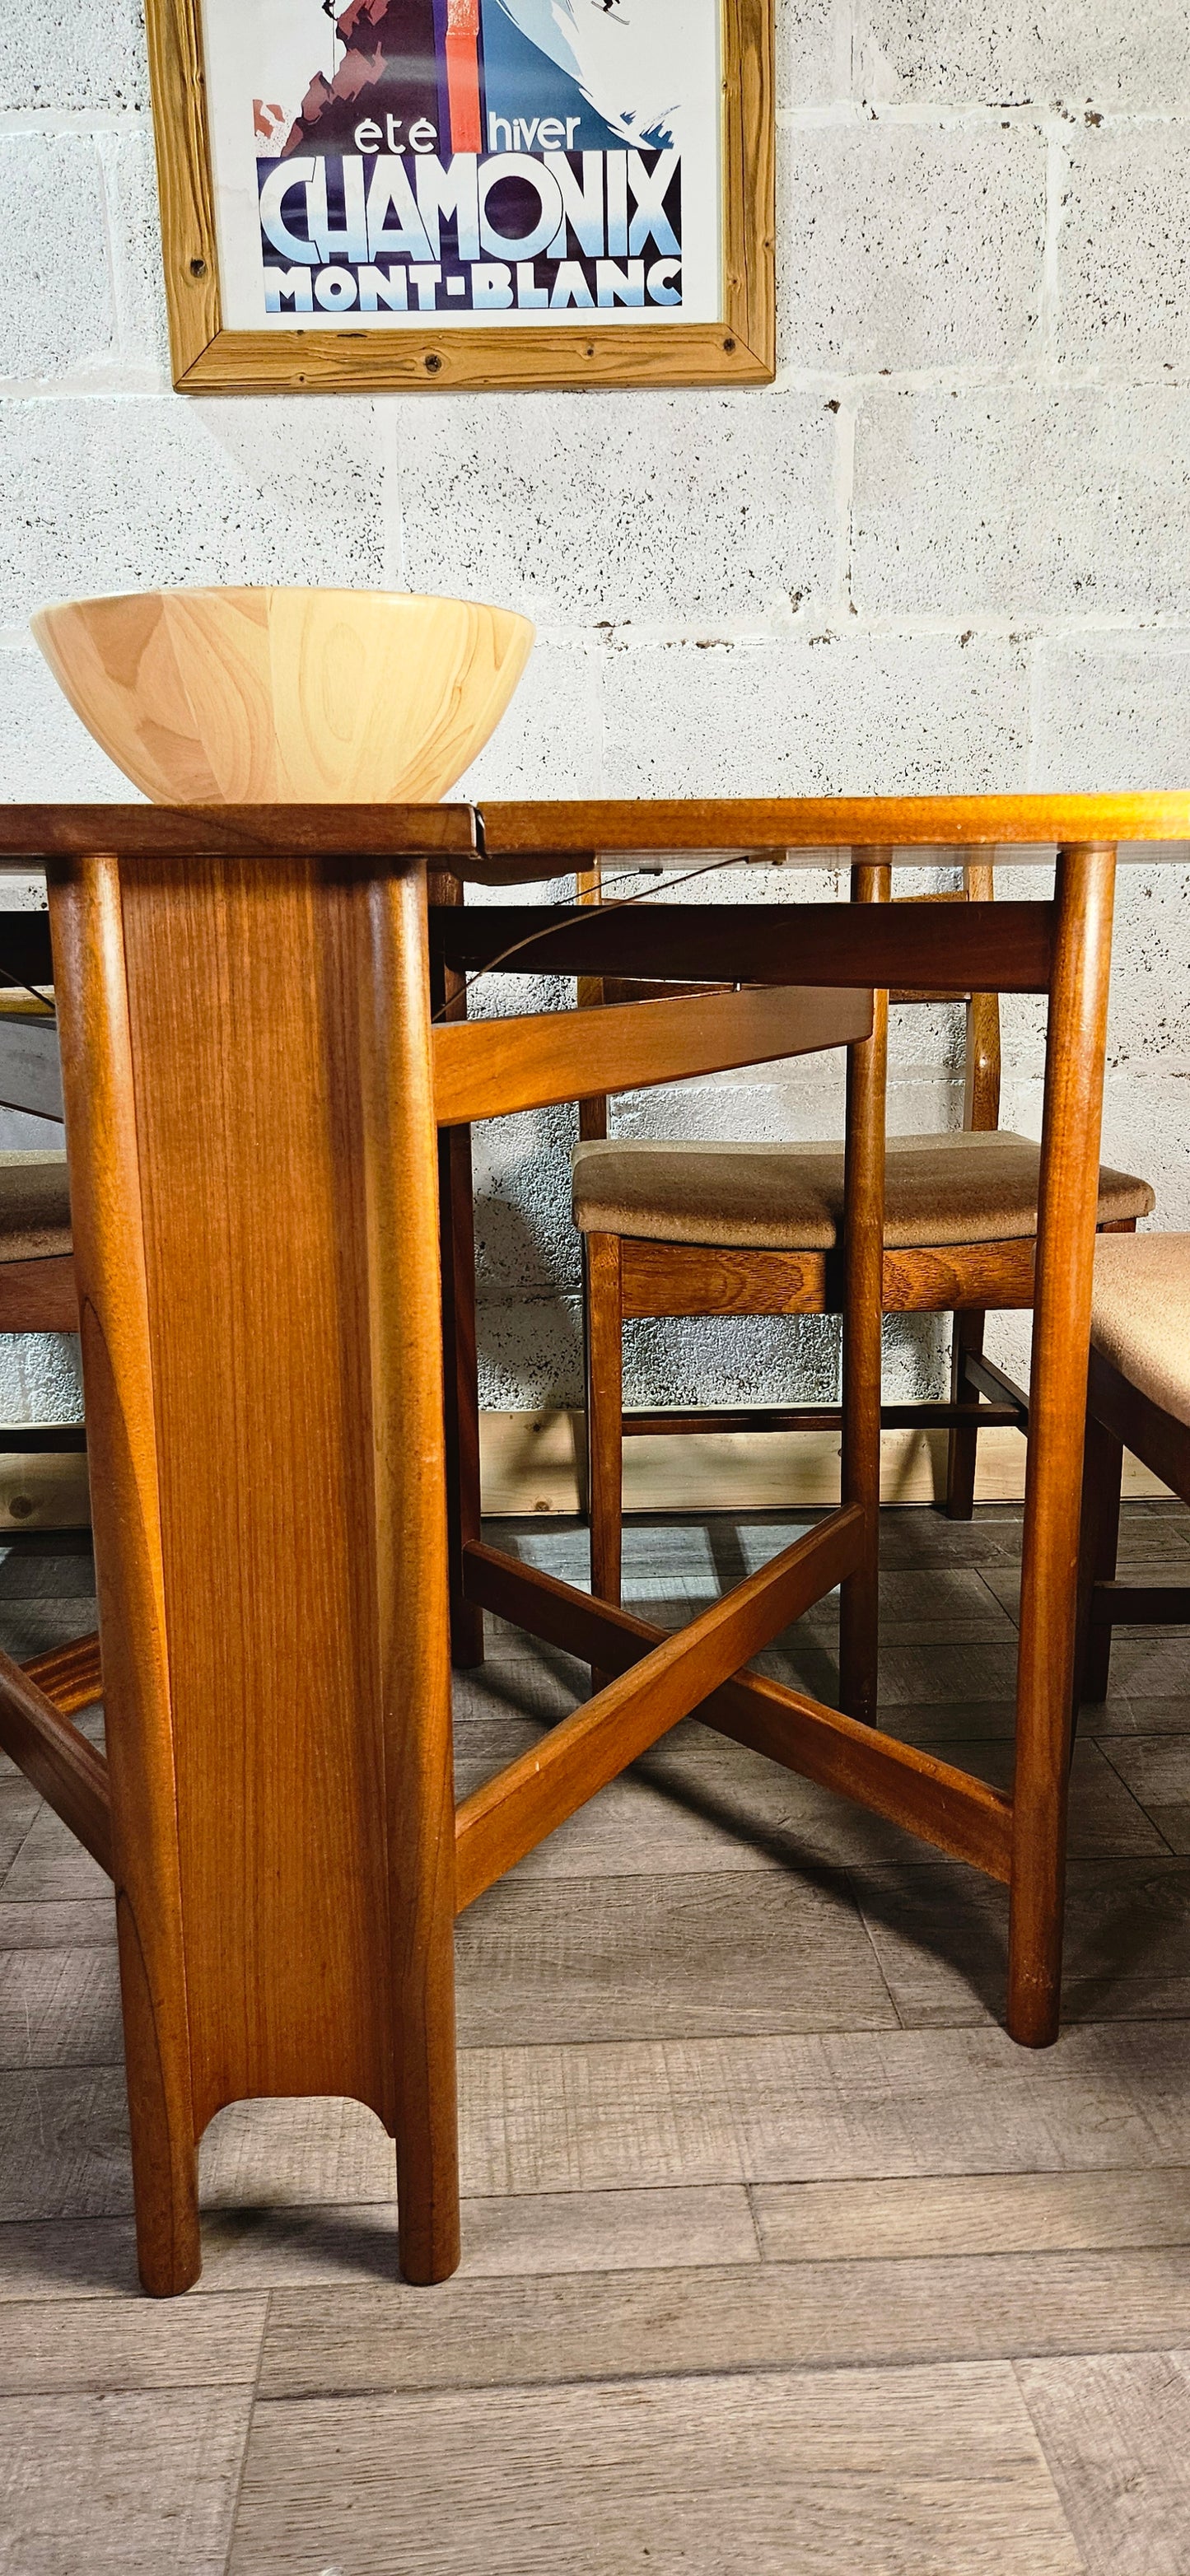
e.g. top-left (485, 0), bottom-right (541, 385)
top-left (30, 586), bottom-right (534, 805)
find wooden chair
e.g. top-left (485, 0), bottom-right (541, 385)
top-left (576, 859), bottom-right (1155, 1719)
top-left (1076, 1234), bottom-right (1190, 1704)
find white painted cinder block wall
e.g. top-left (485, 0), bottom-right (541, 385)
top-left (1, 0), bottom-right (1188, 1425)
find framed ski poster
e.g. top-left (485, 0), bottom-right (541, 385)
top-left (144, 0), bottom-right (774, 389)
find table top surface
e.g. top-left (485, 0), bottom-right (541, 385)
top-left (473, 796), bottom-right (1190, 873)
top-left (0, 795), bottom-right (1188, 878)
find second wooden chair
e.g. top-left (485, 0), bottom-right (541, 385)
top-left (1076, 1233), bottom-right (1190, 1706)
top-left (576, 858), bottom-right (1155, 1721)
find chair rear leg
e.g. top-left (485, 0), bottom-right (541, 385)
top-left (838, 856), bottom-right (891, 1729)
top-left (584, 1234), bottom-right (624, 1690)
top-left (1074, 1400), bottom-right (1124, 1711)
top-left (430, 874), bottom-right (484, 1668)
top-left (946, 1309), bottom-right (985, 1521)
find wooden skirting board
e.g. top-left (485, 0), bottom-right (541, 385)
top-left (0, 1451), bottom-right (90, 1532)
top-left (480, 1410), bottom-right (1174, 1516)
top-left (0, 1418), bottom-right (1169, 1536)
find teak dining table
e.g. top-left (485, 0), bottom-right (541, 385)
top-left (0, 792), bottom-right (1185, 2300)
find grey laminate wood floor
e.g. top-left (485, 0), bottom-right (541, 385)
top-left (3, 1502), bottom-right (1190, 2573)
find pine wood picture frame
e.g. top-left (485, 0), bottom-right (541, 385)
top-left (144, 0), bottom-right (775, 394)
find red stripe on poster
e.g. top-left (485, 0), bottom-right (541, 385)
top-left (445, 0), bottom-right (483, 155)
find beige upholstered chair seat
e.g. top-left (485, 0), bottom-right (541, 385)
top-left (0, 1151), bottom-right (72, 1261)
top-left (572, 1129), bottom-right (1155, 1252)
top-left (1092, 1232), bottom-right (1190, 1430)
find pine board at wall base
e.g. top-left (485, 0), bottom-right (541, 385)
top-left (0, 1421), bottom-right (1166, 1533)
top-left (0, 1454), bottom-right (91, 1532)
top-left (479, 1413), bottom-right (1173, 1516)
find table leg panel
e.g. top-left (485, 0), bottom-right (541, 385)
top-left (118, 854), bottom-right (395, 2129)
top-left (53, 851), bottom-right (460, 2282)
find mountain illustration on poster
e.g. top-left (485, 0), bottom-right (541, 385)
top-left (481, 4), bottom-right (624, 153)
top-left (487, 0), bottom-right (681, 148)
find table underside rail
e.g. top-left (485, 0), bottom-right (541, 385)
top-left (461, 1539), bottom-right (1013, 1887)
top-left (432, 901), bottom-right (1055, 996)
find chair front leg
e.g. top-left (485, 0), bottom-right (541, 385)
top-left (945, 1308), bottom-right (986, 1520)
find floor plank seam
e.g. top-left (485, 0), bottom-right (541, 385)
top-left (451, 2009), bottom-right (1190, 2057)
top-left (222, 2289), bottom-right (273, 2575)
top-left (839, 1864), bottom-right (912, 2029)
top-left (1008, 2350), bottom-right (1103, 2576)
top-left (742, 2182), bottom-right (767, 2260)
top-left (1091, 1738), bottom-right (1180, 1855)
top-left (248, 2331), bottom-right (1190, 2406)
